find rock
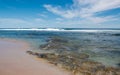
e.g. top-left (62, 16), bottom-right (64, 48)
top-left (103, 67), bottom-right (120, 75)
top-left (39, 43), bottom-right (60, 50)
top-left (79, 53), bottom-right (89, 59)
top-left (117, 63), bottom-right (120, 67)
top-left (37, 54), bottom-right (47, 58)
top-left (39, 37), bottom-right (69, 50)
top-left (33, 52), bottom-right (39, 56)
top-left (39, 44), bottom-right (48, 49)
top-left (82, 60), bottom-right (105, 70)
top-left (26, 51), bottom-right (46, 58)
top-left (26, 51), bottom-right (41, 56)
top-left (50, 37), bottom-right (68, 43)
top-left (26, 51), bottom-right (34, 55)
top-left (112, 34), bottom-right (120, 36)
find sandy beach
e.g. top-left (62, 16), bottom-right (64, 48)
top-left (0, 38), bottom-right (70, 75)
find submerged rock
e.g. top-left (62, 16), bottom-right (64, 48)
top-left (79, 53), bottom-right (89, 59)
top-left (39, 37), bottom-right (74, 51)
top-left (26, 51), bottom-right (40, 56)
top-left (117, 63), bottom-right (120, 67)
top-left (112, 34), bottom-right (120, 36)
top-left (26, 51), bottom-right (120, 75)
top-left (50, 37), bottom-right (68, 43)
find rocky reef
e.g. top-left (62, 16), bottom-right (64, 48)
top-left (27, 37), bottom-right (120, 75)
top-left (39, 36), bottom-right (81, 52)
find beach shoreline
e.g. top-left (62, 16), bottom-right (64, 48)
top-left (0, 38), bottom-right (71, 75)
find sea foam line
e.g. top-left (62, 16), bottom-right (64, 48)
top-left (0, 28), bottom-right (120, 32)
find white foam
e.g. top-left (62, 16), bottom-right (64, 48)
top-left (0, 28), bottom-right (120, 33)
top-left (0, 28), bottom-right (64, 31)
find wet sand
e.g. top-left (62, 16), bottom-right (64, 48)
top-left (0, 38), bottom-right (70, 75)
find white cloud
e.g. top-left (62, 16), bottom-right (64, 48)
top-left (44, 4), bottom-right (77, 19)
top-left (89, 0), bottom-right (120, 13)
top-left (44, 0), bottom-right (120, 24)
top-left (55, 18), bottom-right (63, 21)
top-left (34, 18), bottom-right (45, 22)
top-left (87, 16), bottom-right (118, 23)
top-left (38, 13), bottom-right (48, 18)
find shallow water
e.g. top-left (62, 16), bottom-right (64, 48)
top-left (0, 28), bottom-right (120, 67)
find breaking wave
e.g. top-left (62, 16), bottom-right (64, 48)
top-left (0, 28), bottom-right (120, 32)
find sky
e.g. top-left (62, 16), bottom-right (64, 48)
top-left (0, 0), bottom-right (120, 28)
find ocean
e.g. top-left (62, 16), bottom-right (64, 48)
top-left (0, 28), bottom-right (120, 67)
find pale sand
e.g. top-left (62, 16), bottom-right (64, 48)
top-left (0, 38), bottom-right (71, 75)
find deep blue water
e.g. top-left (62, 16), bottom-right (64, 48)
top-left (0, 28), bottom-right (120, 67)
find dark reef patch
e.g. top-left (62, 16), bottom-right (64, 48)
top-left (39, 36), bottom-right (80, 52)
top-left (112, 33), bottom-right (120, 36)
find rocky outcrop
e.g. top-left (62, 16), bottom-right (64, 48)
top-left (27, 37), bottom-right (120, 75)
top-left (26, 51), bottom-right (120, 75)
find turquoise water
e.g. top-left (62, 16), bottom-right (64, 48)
top-left (0, 28), bottom-right (120, 67)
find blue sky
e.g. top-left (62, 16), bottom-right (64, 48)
top-left (0, 0), bottom-right (120, 28)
